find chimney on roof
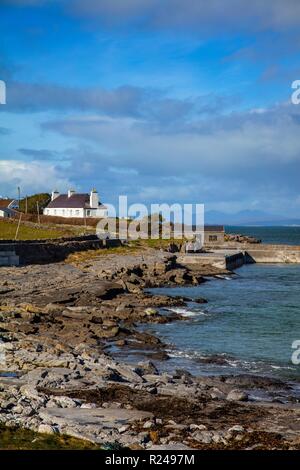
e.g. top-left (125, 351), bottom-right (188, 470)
top-left (51, 190), bottom-right (59, 201)
top-left (68, 189), bottom-right (75, 198)
top-left (90, 188), bottom-right (99, 209)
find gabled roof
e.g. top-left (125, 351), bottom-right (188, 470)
top-left (0, 198), bottom-right (14, 209)
top-left (0, 207), bottom-right (14, 215)
top-left (46, 194), bottom-right (106, 210)
top-left (47, 194), bottom-right (89, 209)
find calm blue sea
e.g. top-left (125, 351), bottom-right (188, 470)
top-left (146, 230), bottom-right (300, 381)
top-left (226, 226), bottom-right (300, 245)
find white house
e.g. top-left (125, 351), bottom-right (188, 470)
top-left (0, 198), bottom-right (19, 218)
top-left (43, 189), bottom-right (108, 218)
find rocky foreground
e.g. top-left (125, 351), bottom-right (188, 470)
top-left (1, 247), bottom-right (300, 450)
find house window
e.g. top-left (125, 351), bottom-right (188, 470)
top-left (209, 235), bottom-right (218, 242)
top-left (75, 210), bottom-right (79, 215)
top-left (86, 210), bottom-right (91, 216)
top-left (54, 210), bottom-right (56, 215)
top-left (69, 210), bottom-right (73, 216)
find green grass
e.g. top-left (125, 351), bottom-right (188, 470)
top-left (137, 238), bottom-right (184, 249)
top-left (66, 243), bottom-right (140, 264)
top-left (0, 424), bottom-right (101, 450)
top-left (0, 219), bottom-right (80, 240)
top-left (65, 238), bottom-right (185, 264)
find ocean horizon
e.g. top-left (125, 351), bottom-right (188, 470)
top-left (226, 225), bottom-right (300, 245)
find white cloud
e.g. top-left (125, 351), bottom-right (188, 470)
top-left (0, 160), bottom-right (71, 197)
top-left (40, 101), bottom-right (300, 215)
top-left (43, 103), bottom-right (300, 175)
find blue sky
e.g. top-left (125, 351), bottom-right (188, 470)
top-left (1, 0), bottom-right (300, 217)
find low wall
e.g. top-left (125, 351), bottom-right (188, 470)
top-left (0, 235), bottom-right (122, 265)
top-left (245, 247), bottom-right (300, 263)
top-left (178, 251), bottom-right (244, 270)
top-left (0, 251), bottom-right (20, 267)
top-left (179, 253), bottom-right (227, 269)
top-left (205, 243), bottom-right (300, 264)
top-left (178, 243), bottom-right (300, 270)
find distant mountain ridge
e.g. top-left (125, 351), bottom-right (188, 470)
top-left (205, 209), bottom-right (300, 226)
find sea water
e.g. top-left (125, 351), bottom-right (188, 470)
top-left (226, 225), bottom-right (300, 245)
top-left (148, 263), bottom-right (300, 381)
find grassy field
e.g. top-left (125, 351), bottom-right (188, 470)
top-left (0, 219), bottom-right (82, 240)
top-left (0, 425), bottom-right (101, 450)
top-left (65, 238), bottom-right (185, 264)
top-left (65, 243), bottom-right (140, 264)
top-left (140, 238), bottom-right (184, 250)
top-left (0, 218), bottom-right (186, 248)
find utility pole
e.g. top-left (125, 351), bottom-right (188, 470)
top-left (17, 186), bottom-right (20, 207)
top-left (36, 201), bottom-right (40, 225)
top-left (25, 196), bottom-right (28, 214)
top-left (84, 211), bottom-right (87, 234)
top-left (15, 212), bottom-right (22, 240)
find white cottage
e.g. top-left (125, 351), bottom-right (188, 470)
top-left (43, 189), bottom-right (108, 218)
top-left (0, 198), bottom-right (19, 218)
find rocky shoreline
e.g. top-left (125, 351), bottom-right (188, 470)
top-left (1, 247), bottom-right (300, 450)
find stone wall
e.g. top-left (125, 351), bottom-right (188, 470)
top-left (206, 243), bottom-right (300, 264)
top-left (244, 245), bottom-right (300, 264)
top-left (0, 235), bottom-right (122, 265)
top-left (178, 250), bottom-right (244, 270)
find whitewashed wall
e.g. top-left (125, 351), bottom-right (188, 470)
top-left (43, 207), bottom-right (108, 218)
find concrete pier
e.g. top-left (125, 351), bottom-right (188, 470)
top-left (244, 244), bottom-right (300, 263)
top-left (178, 243), bottom-right (300, 269)
top-left (178, 250), bottom-right (244, 270)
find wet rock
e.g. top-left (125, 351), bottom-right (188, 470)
top-left (193, 297), bottom-right (208, 304)
top-left (223, 374), bottom-right (290, 390)
top-left (144, 308), bottom-right (158, 316)
top-left (210, 387), bottom-right (226, 400)
top-left (228, 425), bottom-right (245, 433)
top-left (196, 354), bottom-right (230, 365)
top-left (226, 389), bottom-right (249, 402)
top-left (135, 361), bottom-right (158, 376)
top-left (107, 364), bottom-right (144, 383)
top-left (84, 282), bottom-right (125, 300)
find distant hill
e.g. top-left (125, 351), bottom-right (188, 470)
top-left (205, 209), bottom-right (300, 226)
top-left (19, 193), bottom-right (51, 214)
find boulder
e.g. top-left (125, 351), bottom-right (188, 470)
top-left (228, 425), bottom-right (245, 433)
top-left (135, 361), bottom-right (158, 376)
top-left (38, 424), bottom-right (58, 435)
top-left (193, 430), bottom-right (214, 444)
top-left (144, 308), bottom-right (158, 316)
top-left (85, 282), bottom-right (124, 300)
top-left (226, 389), bottom-right (248, 402)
